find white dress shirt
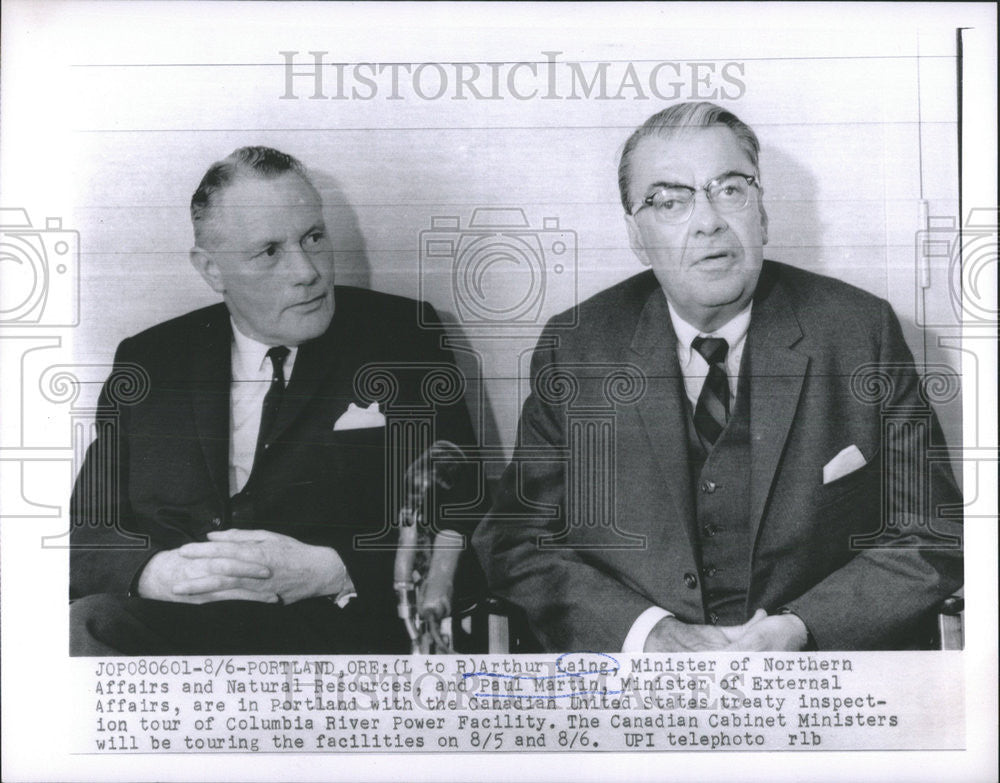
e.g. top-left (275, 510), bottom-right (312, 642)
top-left (229, 326), bottom-right (298, 496)
top-left (228, 322), bottom-right (354, 606)
top-left (669, 301), bottom-right (752, 410)
top-left (620, 302), bottom-right (753, 653)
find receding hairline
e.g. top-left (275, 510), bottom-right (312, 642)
top-left (191, 167), bottom-right (322, 249)
top-left (208, 169), bottom-right (321, 207)
top-left (627, 125), bottom-right (754, 180)
top-left (618, 102), bottom-right (761, 214)
top-left (190, 145), bottom-right (320, 247)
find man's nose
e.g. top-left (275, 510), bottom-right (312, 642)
top-left (285, 246), bottom-right (321, 284)
top-left (688, 192), bottom-right (728, 235)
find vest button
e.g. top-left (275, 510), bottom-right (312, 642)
top-left (700, 479), bottom-right (717, 494)
top-left (702, 524), bottom-right (717, 537)
top-left (709, 612), bottom-right (720, 625)
top-left (683, 572), bottom-right (698, 589)
top-left (211, 516), bottom-right (222, 527)
top-left (702, 565), bottom-right (718, 578)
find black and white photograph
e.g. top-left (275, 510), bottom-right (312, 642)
top-left (1, 2), bottom-right (996, 781)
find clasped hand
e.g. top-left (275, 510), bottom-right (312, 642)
top-left (137, 529), bottom-right (346, 605)
top-left (644, 609), bottom-right (809, 652)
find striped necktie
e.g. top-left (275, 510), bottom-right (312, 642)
top-left (691, 336), bottom-right (730, 445)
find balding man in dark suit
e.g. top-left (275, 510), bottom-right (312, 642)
top-left (474, 102), bottom-right (962, 652)
top-left (70, 147), bottom-right (480, 654)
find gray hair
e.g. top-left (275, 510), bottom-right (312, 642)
top-left (618, 102), bottom-right (761, 214)
top-left (190, 146), bottom-right (312, 245)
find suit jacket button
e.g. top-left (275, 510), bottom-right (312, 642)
top-left (700, 480), bottom-right (717, 494)
top-left (702, 524), bottom-right (717, 537)
top-left (211, 516), bottom-right (222, 527)
top-left (709, 612), bottom-right (720, 625)
top-left (683, 572), bottom-right (698, 589)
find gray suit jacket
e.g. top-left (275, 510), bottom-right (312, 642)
top-left (473, 261), bottom-right (963, 651)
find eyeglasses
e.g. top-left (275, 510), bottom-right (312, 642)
top-left (631, 172), bottom-right (759, 224)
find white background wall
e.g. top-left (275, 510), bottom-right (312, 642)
top-left (45, 9), bottom-right (965, 463)
top-left (1, 5), bottom-right (996, 783)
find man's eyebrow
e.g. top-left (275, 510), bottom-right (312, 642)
top-left (246, 221), bottom-right (324, 251)
top-left (645, 179), bottom-right (695, 192)
top-left (709, 169), bottom-right (751, 183)
top-left (248, 235), bottom-right (284, 252)
top-left (645, 171), bottom-right (749, 193)
top-left (301, 221), bottom-right (326, 237)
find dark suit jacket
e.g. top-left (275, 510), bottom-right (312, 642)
top-left (70, 286), bottom-right (482, 651)
top-left (473, 262), bottom-right (963, 651)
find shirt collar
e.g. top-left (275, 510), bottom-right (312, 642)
top-left (667, 301), bottom-right (753, 362)
top-left (230, 319), bottom-right (297, 380)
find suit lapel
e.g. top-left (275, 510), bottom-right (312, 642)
top-left (747, 264), bottom-right (809, 549)
top-left (188, 306), bottom-right (233, 501)
top-left (267, 306), bottom-right (344, 446)
top-left (629, 286), bottom-right (698, 544)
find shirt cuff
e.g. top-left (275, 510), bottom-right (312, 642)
top-left (326, 550), bottom-right (357, 608)
top-left (332, 588), bottom-right (357, 608)
top-left (127, 548), bottom-right (164, 598)
top-left (621, 607), bottom-right (674, 652)
top-left (779, 607), bottom-right (817, 650)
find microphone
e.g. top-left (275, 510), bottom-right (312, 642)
top-left (393, 441), bottom-right (470, 653)
top-left (399, 440), bottom-right (469, 524)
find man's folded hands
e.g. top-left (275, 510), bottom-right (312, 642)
top-left (137, 528), bottom-right (348, 605)
top-left (644, 608), bottom-right (808, 652)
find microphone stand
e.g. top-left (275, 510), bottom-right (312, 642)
top-left (393, 441), bottom-right (468, 654)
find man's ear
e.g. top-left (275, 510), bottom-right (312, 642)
top-left (624, 214), bottom-right (651, 267)
top-left (758, 187), bottom-right (769, 246)
top-left (189, 247), bottom-right (226, 294)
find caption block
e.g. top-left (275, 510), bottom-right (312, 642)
top-left (77, 652), bottom-right (964, 753)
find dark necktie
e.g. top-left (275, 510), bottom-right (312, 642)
top-left (692, 336), bottom-right (730, 445)
top-left (254, 345), bottom-right (290, 465)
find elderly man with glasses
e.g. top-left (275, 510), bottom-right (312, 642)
top-left (474, 101), bottom-right (962, 652)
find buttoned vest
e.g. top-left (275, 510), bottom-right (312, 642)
top-left (684, 351), bottom-right (753, 625)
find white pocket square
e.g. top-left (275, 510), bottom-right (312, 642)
top-left (823, 444), bottom-right (867, 484)
top-left (333, 401), bottom-right (385, 431)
